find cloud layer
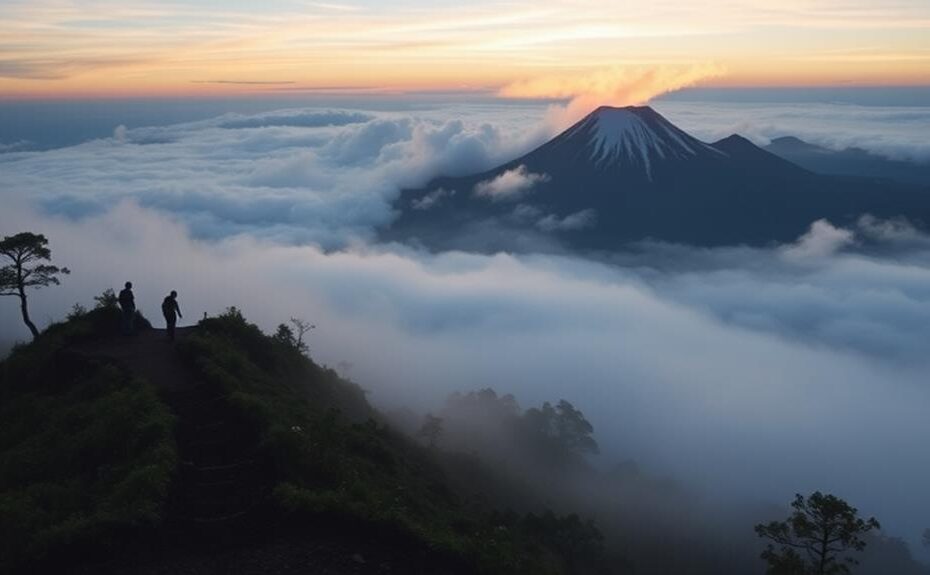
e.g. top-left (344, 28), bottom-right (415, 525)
top-left (473, 165), bottom-right (550, 201)
top-left (2, 199), bottom-right (929, 551)
top-left (1, 102), bottom-right (929, 554)
top-left (0, 106), bottom-right (548, 248)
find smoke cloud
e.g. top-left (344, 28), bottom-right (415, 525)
top-left (500, 64), bottom-right (726, 132)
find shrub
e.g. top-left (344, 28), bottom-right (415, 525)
top-left (0, 364), bottom-right (176, 572)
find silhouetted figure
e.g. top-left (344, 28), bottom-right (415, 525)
top-left (162, 290), bottom-right (182, 341)
top-left (118, 281), bottom-right (135, 335)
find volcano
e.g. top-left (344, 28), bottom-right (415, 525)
top-left (385, 106), bottom-right (930, 251)
top-left (536, 105), bottom-right (727, 178)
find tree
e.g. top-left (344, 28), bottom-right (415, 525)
top-left (0, 232), bottom-right (70, 339)
top-left (274, 323), bottom-right (296, 347)
top-left (417, 413), bottom-right (443, 448)
top-left (524, 399), bottom-right (599, 456)
top-left (94, 288), bottom-right (118, 309)
top-left (289, 317), bottom-right (314, 354)
top-left (923, 528), bottom-right (930, 549)
top-left (275, 317), bottom-right (315, 354)
top-left (755, 492), bottom-right (880, 575)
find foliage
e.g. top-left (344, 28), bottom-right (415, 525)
top-left (0, 315), bottom-right (176, 573)
top-left (524, 399), bottom-right (599, 456)
top-left (94, 288), bottom-right (118, 310)
top-left (418, 413), bottom-right (443, 448)
top-left (755, 492), bottom-right (881, 575)
top-left (520, 511), bottom-right (607, 574)
top-left (440, 388), bottom-right (599, 472)
top-left (446, 388), bottom-right (520, 419)
top-left (273, 318), bottom-right (315, 355)
top-left (273, 323), bottom-right (297, 348)
top-left (66, 302), bottom-right (88, 321)
top-left (179, 308), bottom-right (603, 574)
top-left (0, 232), bottom-right (71, 338)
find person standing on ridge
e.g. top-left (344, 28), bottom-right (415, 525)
top-left (161, 290), bottom-right (182, 341)
top-left (118, 281), bottom-right (135, 335)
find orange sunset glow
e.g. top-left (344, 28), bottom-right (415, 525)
top-left (2, 0), bottom-right (929, 100)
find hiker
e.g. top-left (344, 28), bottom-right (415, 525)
top-left (118, 281), bottom-right (135, 335)
top-left (161, 290), bottom-right (182, 341)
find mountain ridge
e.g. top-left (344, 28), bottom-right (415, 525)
top-left (764, 135), bottom-right (930, 186)
top-left (384, 105), bottom-right (930, 251)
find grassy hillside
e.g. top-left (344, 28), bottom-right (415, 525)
top-left (0, 303), bottom-right (606, 574)
top-left (176, 307), bottom-right (606, 574)
top-left (0, 305), bottom-right (174, 574)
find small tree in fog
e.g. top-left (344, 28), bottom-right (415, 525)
top-left (418, 414), bottom-right (443, 448)
top-left (274, 323), bottom-right (297, 347)
top-left (274, 317), bottom-right (315, 354)
top-left (755, 491), bottom-right (880, 575)
top-left (0, 232), bottom-right (70, 339)
top-left (289, 318), bottom-right (314, 353)
top-left (923, 528), bottom-right (930, 549)
top-left (524, 399), bottom-right (599, 456)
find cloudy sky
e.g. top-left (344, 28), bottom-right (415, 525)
top-left (2, 0), bottom-right (930, 99)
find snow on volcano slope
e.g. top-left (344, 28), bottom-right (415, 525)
top-left (558, 106), bottom-right (724, 178)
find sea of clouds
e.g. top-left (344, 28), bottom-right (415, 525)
top-left (1, 99), bottom-right (929, 552)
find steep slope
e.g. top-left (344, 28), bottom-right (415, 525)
top-left (386, 106), bottom-right (930, 251)
top-left (1, 305), bottom-right (606, 575)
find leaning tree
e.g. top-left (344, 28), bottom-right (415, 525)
top-left (0, 232), bottom-right (70, 339)
top-left (755, 491), bottom-right (880, 575)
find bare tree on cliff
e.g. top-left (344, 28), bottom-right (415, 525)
top-left (0, 232), bottom-right (70, 339)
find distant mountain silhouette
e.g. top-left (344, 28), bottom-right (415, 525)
top-left (764, 136), bottom-right (930, 186)
top-left (385, 106), bottom-right (930, 251)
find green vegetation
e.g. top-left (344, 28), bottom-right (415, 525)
top-left (418, 413), bottom-right (443, 448)
top-left (0, 297), bottom-right (607, 574)
top-left (437, 388), bottom-right (601, 472)
top-left (3, 297), bottom-right (924, 575)
top-left (0, 305), bottom-right (174, 573)
top-left (179, 307), bottom-right (607, 574)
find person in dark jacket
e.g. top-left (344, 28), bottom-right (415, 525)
top-left (118, 281), bottom-right (135, 335)
top-left (161, 290), bottom-right (182, 341)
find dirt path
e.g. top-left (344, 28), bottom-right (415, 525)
top-left (65, 325), bottom-right (467, 574)
top-left (70, 326), bottom-right (197, 390)
top-left (71, 325), bottom-right (272, 524)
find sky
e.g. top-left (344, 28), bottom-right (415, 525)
top-left (2, 0), bottom-right (930, 99)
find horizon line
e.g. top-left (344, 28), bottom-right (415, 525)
top-left (2, 84), bottom-right (930, 104)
